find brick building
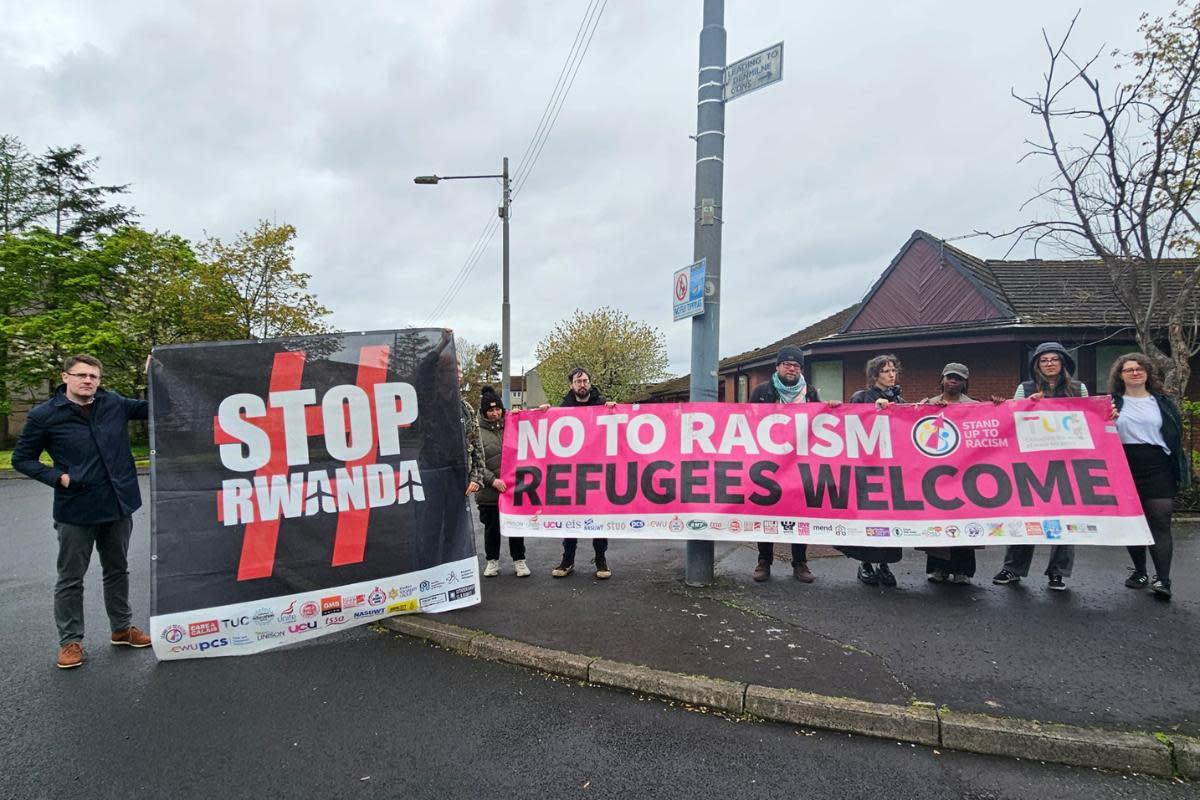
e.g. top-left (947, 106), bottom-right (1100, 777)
top-left (643, 230), bottom-right (1200, 403)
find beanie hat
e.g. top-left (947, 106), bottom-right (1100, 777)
top-left (776, 346), bottom-right (804, 366)
top-left (480, 385), bottom-right (505, 415)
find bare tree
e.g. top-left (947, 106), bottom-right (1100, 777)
top-left (1004, 5), bottom-right (1200, 395)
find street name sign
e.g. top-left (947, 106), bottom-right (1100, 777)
top-left (724, 42), bottom-right (784, 102)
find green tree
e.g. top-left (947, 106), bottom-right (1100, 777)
top-left (457, 339), bottom-right (502, 401)
top-left (0, 135), bottom-right (42, 234)
top-left (1007, 5), bottom-right (1200, 395)
top-left (534, 307), bottom-right (668, 403)
top-left (0, 230), bottom-right (129, 409)
top-left (34, 145), bottom-right (135, 238)
top-left (199, 220), bottom-right (331, 339)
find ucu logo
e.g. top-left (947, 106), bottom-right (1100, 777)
top-left (288, 622), bottom-right (317, 633)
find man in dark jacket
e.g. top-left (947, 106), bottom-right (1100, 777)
top-left (551, 366), bottom-right (614, 579)
top-left (12, 355), bottom-right (152, 669)
top-left (750, 346), bottom-right (820, 583)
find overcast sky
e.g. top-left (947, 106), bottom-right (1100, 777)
top-left (0, 1), bottom-right (1173, 377)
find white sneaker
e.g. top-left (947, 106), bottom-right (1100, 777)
top-left (483, 559), bottom-right (500, 577)
top-left (514, 559), bottom-right (531, 578)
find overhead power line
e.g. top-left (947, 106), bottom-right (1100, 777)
top-left (424, 0), bottom-right (607, 323)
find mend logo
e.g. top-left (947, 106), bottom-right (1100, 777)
top-left (189, 620), bottom-right (220, 638)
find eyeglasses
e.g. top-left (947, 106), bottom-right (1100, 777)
top-left (1120, 367), bottom-right (1146, 375)
top-left (65, 372), bottom-right (101, 381)
top-left (778, 361), bottom-right (801, 369)
top-left (1038, 357), bottom-right (1061, 365)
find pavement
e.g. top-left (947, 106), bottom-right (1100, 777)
top-left (384, 512), bottom-right (1200, 779)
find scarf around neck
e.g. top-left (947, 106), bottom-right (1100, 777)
top-left (772, 371), bottom-right (808, 403)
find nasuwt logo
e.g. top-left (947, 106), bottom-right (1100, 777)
top-left (911, 415), bottom-right (961, 458)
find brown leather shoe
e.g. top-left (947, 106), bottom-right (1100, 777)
top-left (57, 641), bottom-right (85, 669)
top-left (752, 559), bottom-right (771, 582)
top-left (111, 626), bottom-right (152, 648)
top-left (793, 562), bottom-right (816, 583)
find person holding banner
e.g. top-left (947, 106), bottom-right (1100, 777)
top-left (477, 386), bottom-right (529, 578)
top-left (994, 342), bottom-right (1088, 591)
top-left (11, 354), bottom-right (152, 669)
top-left (840, 355), bottom-right (905, 586)
top-left (550, 367), bottom-right (615, 579)
top-left (751, 346), bottom-right (821, 583)
top-left (1110, 353), bottom-right (1190, 600)
top-left (920, 363), bottom-right (980, 584)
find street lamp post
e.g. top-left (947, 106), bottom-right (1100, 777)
top-left (414, 157), bottom-right (512, 408)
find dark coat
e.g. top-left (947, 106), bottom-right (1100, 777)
top-left (1112, 392), bottom-right (1193, 490)
top-left (841, 384), bottom-right (904, 563)
top-left (476, 415), bottom-right (504, 506)
top-left (12, 386), bottom-right (148, 524)
top-left (848, 385), bottom-right (904, 404)
top-left (559, 386), bottom-right (606, 407)
top-left (749, 380), bottom-right (820, 404)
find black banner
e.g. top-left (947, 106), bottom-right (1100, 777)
top-left (149, 330), bottom-right (477, 631)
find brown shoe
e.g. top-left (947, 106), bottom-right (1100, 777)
top-left (111, 626), bottom-right (152, 648)
top-left (752, 559), bottom-right (771, 582)
top-left (57, 641), bottom-right (85, 669)
top-left (793, 562), bottom-right (816, 583)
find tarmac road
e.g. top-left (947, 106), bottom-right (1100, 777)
top-left (0, 478), bottom-right (1195, 798)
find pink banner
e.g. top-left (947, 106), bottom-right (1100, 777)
top-left (499, 398), bottom-right (1152, 546)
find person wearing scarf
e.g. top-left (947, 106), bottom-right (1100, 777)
top-left (750, 346), bottom-right (821, 583)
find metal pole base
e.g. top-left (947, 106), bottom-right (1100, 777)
top-left (685, 540), bottom-right (715, 586)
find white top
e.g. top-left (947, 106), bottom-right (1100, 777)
top-left (1115, 395), bottom-right (1169, 452)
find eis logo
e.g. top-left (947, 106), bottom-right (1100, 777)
top-left (911, 415), bottom-right (961, 458)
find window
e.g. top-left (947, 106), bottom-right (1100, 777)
top-left (810, 360), bottom-right (843, 403)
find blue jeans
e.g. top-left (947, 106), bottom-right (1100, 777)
top-left (53, 517), bottom-right (134, 646)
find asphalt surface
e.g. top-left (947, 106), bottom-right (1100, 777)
top-left (453, 514), bottom-right (1200, 737)
top-left (1, 477), bottom-right (1196, 798)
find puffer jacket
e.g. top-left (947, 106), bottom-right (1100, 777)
top-left (475, 415), bottom-right (504, 505)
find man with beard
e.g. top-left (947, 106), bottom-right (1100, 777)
top-left (549, 367), bottom-right (616, 579)
top-left (749, 346), bottom-right (822, 583)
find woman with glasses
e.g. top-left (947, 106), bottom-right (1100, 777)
top-left (993, 342), bottom-right (1088, 591)
top-left (840, 355), bottom-right (905, 587)
top-left (1109, 353), bottom-right (1190, 599)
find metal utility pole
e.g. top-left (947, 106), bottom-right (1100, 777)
top-left (686, 0), bottom-right (726, 587)
top-left (414, 159), bottom-right (513, 409)
top-left (500, 157), bottom-right (512, 409)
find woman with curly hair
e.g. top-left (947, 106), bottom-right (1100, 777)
top-left (1110, 353), bottom-right (1190, 600)
top-left (840, 355), bottom-right (905, 587)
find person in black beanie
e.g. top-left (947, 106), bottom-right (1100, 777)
top-left (476, 386), bottom-right (528, 577)
top-left (750, 345), bottom-right (821, 583)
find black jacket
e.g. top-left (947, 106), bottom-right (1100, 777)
top-left (12, 386), bottom-right (148, 524)
top-left (848, 385), bottom-right (904, 404)
top-left (750, 380), bottom-right (820, 404)
top-left (1112, 392), bottom-right (1193, 490)
top-left (559, 386), bottom-right (606, 407)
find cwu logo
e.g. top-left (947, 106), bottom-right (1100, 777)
top-left (911, 414), bottom-right (961, 458)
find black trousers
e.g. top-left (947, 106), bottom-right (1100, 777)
top-left (477, 504), bottom-right (525, 561)
top-left (562, 537), bottom-right (607, 560)
top-left (757, 542), bottom-right (807, 563)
